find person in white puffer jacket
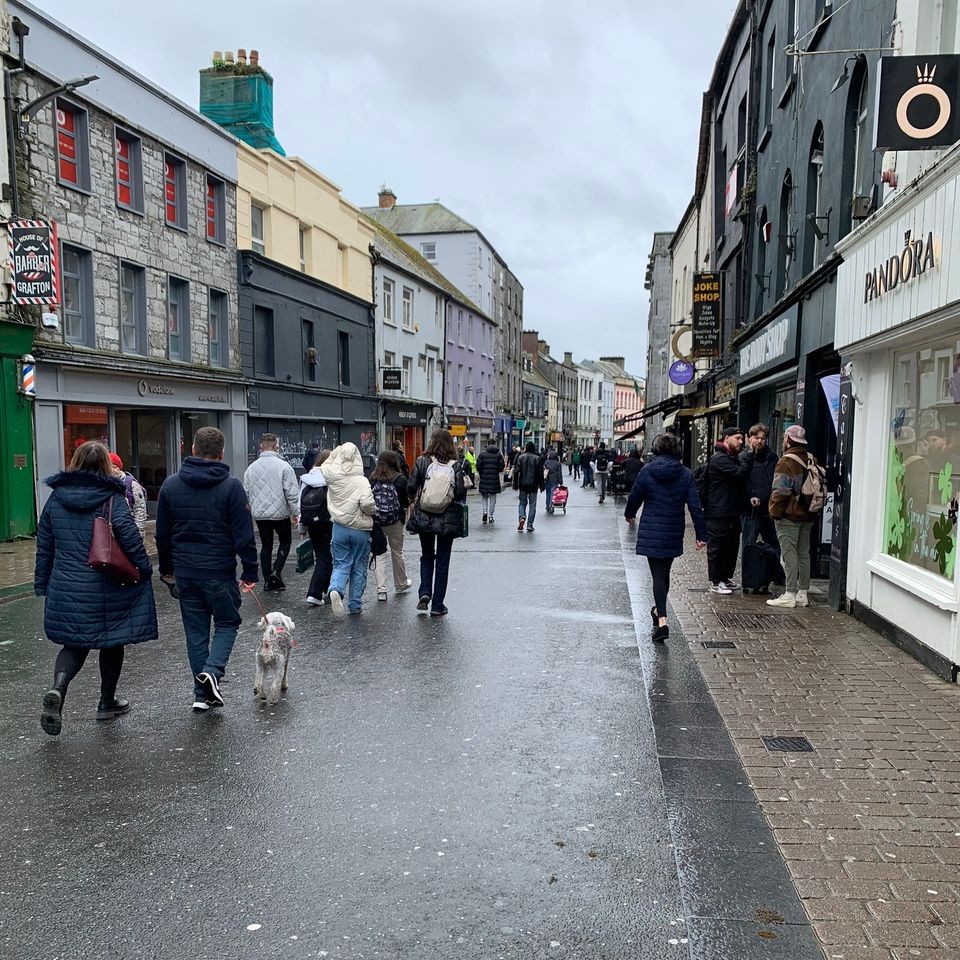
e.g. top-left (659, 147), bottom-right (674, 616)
top-left (242, 433), bottom-right (299, 591)
top-left (320, 442), bottom-right (376, 616)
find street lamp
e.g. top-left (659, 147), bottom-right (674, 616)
top-left (18, 75), bottom-right (98, 135)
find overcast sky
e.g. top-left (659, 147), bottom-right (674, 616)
top-left (41, 0), bottom-right (736, 378)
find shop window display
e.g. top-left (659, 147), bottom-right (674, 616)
top-left (884, 340), bottom-right (960, 579)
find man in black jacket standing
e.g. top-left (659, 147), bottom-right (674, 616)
top-left (513, 441), bottom-right (544, 532)
top-left (156, 427), bottom-right (259, 713)
top-left (741, 423), bottom-right (780, 593)
top-left (704, 426), bottom-right (753, 594)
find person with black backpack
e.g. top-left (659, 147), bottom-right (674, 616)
top-left (594, 443), bottom-right (611, 503)
top-left (369, 451), bottom-right (412, 601)
top-left (299, 449), bottom-right (333, 606)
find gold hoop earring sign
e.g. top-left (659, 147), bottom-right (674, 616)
top-left (897, 81), bottom-right (952, 140)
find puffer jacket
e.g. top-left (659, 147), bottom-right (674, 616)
top-left (243, 451), bottom-right (299, 520)
top-left (769, 446), bottom-right (820, 523)
top-left (321, 443), bottom-right (377, 530)
top-left (624, 455), bottom-right (707, 559)
top-left (156, 457), bottom-right (259, 583)
top-left (407, 455), bottom-right (467, 537)
top-left (543, 453), bottom-right (563, 486)
top-left (34, 471), bottom-right (157, 648)
top-left (475, 445), bottom-right (505, 495)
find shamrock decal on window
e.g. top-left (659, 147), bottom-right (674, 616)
top-left (933, 513), bottom-right (955, 578)
top-left (938, 463), bottom-right (954, 505)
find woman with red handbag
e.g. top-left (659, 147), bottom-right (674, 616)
top-left (34, 441), bottom-right (157, 736)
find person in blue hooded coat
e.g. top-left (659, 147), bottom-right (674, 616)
top-left (624, 433), bottom-right (707, 643)
top-left (34, 441), bottom-right (157, 736)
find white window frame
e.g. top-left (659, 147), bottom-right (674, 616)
top-left (251, 202), bottom-right (266, 256)
top-left (383, 279), bottom-right (395, 324)
top-left (420, 241), bottom-right (437, 262)
top-left (402, 286), bottom-right (414, 329)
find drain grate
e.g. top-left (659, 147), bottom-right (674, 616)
top-left (763, 735), bottom-right (814, 753)
top-left (714, 612), bottom-right (801, 631)
top-left (703, 640), bottom-right (737, 649)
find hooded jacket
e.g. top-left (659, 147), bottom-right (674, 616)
top-left (321, 443), bottom-right (377, 531)
top-left (243, 450), bottom-right (299, 521)
top-left (34, 471), bottom-right (158, 648)
top-left (475, 444), bottom-right (505, 496)
top-left (624, 455), bottom-right (707, 558)
top-left (298, 468), bottom-right (330, 526)
top-left (156, 457), bottom-right (258, 583)
top-left (769, 445), bottom-right (820, 523)
top-left (543, 452), bottom-right (563, 486)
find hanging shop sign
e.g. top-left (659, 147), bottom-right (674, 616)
top-left (669, 360), bottom-right (695, 386)
top-left (8, 220), bottom-right (59, 304)
top-left (382, 368), bottom-right (402, 390)
top-left (875, 55), bottom-right (960, 151)
top-left (738, 306), bottom-right (798, 382)
top-left (863, 229), bottom-right (938, 303)
top-left (692, 272), bottom-right (723, 359)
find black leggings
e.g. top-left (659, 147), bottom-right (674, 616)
top-left (648, 557), bottom-right (674, 620)
top-left (256, 519), bottom-right (293, 578)
top-left (54, 645), bottom-right (125, 697)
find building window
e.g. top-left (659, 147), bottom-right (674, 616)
top-left (302, 318), bottom-right (316, 383)
top-left (420, 241), bottom-right (437, 262)
top-left (804, 124), bottom-right (825, 274)
top-left (457, 365), bottom-right (464, 406)
top-left (383, 279), bottom-right (395, 323)
top-left (468, 315), bottom-right (474, 349)
top-left (55, 100), bottom-right (90, 191)
top-left (61, 244), bottom-right (93, 347)
top-left (435, 296), bottom-right (441, 328)
top-left (299, 227), bottom-right (309, 272)
top-left (253, 305), bottom-right (275, 377)
top-left (426, 356), bottom-right (435, 397)
top-left (251, 203), bottom-right (265, 255)
top-left (208, 289), bottom-right (228, 368)
top-left (457, 309), bottom-right (464, 345)
top-left (119, 261), bottom-right (146, 355)
top-left (776, 170), bottom-right (794, 299)
top-left (338, 244), bottom-right (348, 288)
top-left (115, 128), bottom-right (144, 213)
top-left (206, 175), bottom-right (226, 244)
top-left (402, 356), bottom-right (412, 396)
top-left (338, 331), bottom-right (351, 386)
top-left (884, 339), bottom-right (960, 581)
top-left (167, 276), bottom-right (190, 361)
top-left (384, 351), bottom-right (395, 368)
top-left (402, 286), bottom-right (414, 328)
top-left (164, 153), bottom-right (187, 230)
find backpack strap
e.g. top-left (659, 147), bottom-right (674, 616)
top-left (783, 452), bottom-right (808, 469)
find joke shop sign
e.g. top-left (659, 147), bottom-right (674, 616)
top-left (8, 220), bottom-right (59, 304)
top-left (863, 229), bottom-right (938, 304)
top-left (875, 55), bottom-right (960, 151)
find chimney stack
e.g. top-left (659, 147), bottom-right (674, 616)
top-left (564, 351), bottom-right (573, 365)
top-left (250, 49), bottom-right (259, 66)
top-left (538, 339), bottom-right (550, 356)
top-left (378, 186), bottom-right (397, 209)
top-left (600, 355), bottom-right (626, 369)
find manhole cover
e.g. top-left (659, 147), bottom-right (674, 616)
top-left (702, 640), bottom-right (737, 649)
top-left (762, 735), bottom-right (814, 753)
top-left (714, 612), bottom-right (801, 631)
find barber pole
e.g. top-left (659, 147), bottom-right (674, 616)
top-left (20, 354), bottom-right (36, 398)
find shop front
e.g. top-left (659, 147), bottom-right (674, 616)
top-left (383, 401), bottom-right (433, 472)
top-left (34, 362), bottom-right (248, 512)
top-left (445, 414), bottom-right (493, 452)
top-left (835, 143), bottom-right (960, 678)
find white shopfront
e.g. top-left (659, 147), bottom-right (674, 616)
top-left (835, 143), bottom-right (960, 678)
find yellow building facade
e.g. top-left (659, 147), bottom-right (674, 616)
top-left (235, 142), bottom-right (374, 302)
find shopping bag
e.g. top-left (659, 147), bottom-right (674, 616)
top-left (456, 502), bottom-right (470, 539)
top-left (295, 537), bottom-right (315, 573)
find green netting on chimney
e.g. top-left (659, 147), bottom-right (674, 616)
top-left (199, 71), bottom-right (285, 156)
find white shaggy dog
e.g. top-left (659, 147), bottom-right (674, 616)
top-left (254, 612), bottom-right (296, 705)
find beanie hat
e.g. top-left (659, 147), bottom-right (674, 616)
top-left (108, 452), bottom-right (124, 469)
top-left (784, 424), bottom-right (807, 445)
top-left (722, 426), bottom-right (743, 438)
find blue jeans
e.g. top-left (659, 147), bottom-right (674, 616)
top-left (545, 481), bottom-right (557, 512)
top-left (176, 578), bottom-right (242, 700)
top-left (582, 465), bottom-right (593, 487)
top-left (329, 523), bottom-right (371, 612)
top-left (519, 490), bottom-right (537, 526)
top-left (419, 533), bottom-right (454, 610)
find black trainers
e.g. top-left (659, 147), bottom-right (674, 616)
top-left (430, 605), bottom-right (449, 617)
top-left (272, 573), bottom-right (286, 591)
top-left (196, 672), bottom-right (224, 706)
top-left (417, 596), bottom-right (430, 612)
top-left (96, 697), bottom-right (131, 720)
top-left (482, 514), bottom-right (488, 524)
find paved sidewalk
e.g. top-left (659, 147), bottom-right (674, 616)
top-left (658, 531), bottom-right (960, 960)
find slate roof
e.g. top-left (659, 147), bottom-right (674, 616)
top-left (362, 202), bottom-right (479, 237)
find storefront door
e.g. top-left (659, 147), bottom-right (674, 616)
top-left (115, 410), bottom-right (173, 507)
top-left (179, 412), bottom-right (221, 462)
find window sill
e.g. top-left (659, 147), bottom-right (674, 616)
top-left (757, 125), bottom-right (772, 153)
top-left (58, 180), bottom-right (92, 196)
top-left (866, 557), bottom-right (959, 612)
top-left (777, 76), bottom-right (796, 110)
top-left (117, 202), bottom-right (145, 217)
top-left (383, 319), bottom-right (398, 328)
top-left (402, 325), bottom-right (415, 334)
top-left (206, 237), bottom-right (227, 248)
top-left (165, 220), bottom-right (188, 234)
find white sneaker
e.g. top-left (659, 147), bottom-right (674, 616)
top-left (306, 595), bottom-right (325, 607)
top-left (192, 700), bottom-right (210, 713)
top-left (795, 590), bottom-right (809, 607)
top-left (377, 589), bottom-right (388, 602)
top-left (710, 582), bottom-right (734, 595)
top-left (329, 590), bottom-right (345, 616)
top-left (396, 579), bottom-right (413, 595)
top-left (767, 592), bottom-right (797, 608)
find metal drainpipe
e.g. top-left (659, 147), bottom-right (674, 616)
top-left (4, 28), bottom-right (27, 217)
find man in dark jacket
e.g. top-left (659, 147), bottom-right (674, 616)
top-left (475, 443), bottom-right (505, 523)
top-left (704, 426), bottom-right (753, 594)
top-left (740, 423), bottom-right (781, 594)
top-left (513, 441), bottom-right (544, 532)
top-left (156, 426), bottom-right (258, 713)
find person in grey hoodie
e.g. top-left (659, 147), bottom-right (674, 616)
top-left (243, 433), bottom-right (299, 591)
top-left (543, 449), bottom-right (564, 514)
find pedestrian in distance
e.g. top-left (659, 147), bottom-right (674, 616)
top-left (302, 441), bottom-right (321, 472)
top-left (299, 448), bottom-right (333, 607)
top-left (391, 441), bottom-right (410, 479)
top-left (322, 442), bottom-right (377, 616)
top-left (108, 452), bottom-right (148, 535)
top-left (543, 448), bottom-right (563, 514)
top-left (624, 433), bottom-right (707, 642)
top-left (463, 443), bottom-right (478, 486)
top-left (572, 447), bottom-right (581, 480)
top-left (34, 441), bottom-right (158, 736)
top-left (622, 447), bottom-right (644, 491)
top-left (594, 443), bottom-right (611, 503)
top-left (475, 441), bottom-right (505, 523)
top-left (740, 424), bottom-right (783, 595)
top-left (581, 446), bottom-right (595, 488)
top-left (563, 448), bottom-right (572, 477)
top-left (156, 427), bottom-right (258, 713)
top-left (698, 426), bottom-right (754, 594)
top-left (406, 429), bottom-right (467, 617)
top-left (767, 425), bottom-right (825, 608)
top-left (369, 451), bottom-right (413, 601)
top-left (243, 433), bottom-right (299, 591)
top-left (513, 441), bottom-right (544, 532)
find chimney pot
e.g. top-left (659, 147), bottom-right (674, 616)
top-left (378, 185), bottom-right (397, 209)
top-left (225, 50), bottom-right (235, 64)
top-left (237, 48), bottom-right (247, 64)
top-left (249, 49), bottom-right (259, 66)
top-left (213, 50), bottom-right (223, 63)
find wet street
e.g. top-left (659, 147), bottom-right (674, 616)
top-left (0, 481), bottom-right (818, 960)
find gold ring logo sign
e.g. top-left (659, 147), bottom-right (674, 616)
top-left (896, 64), bottom-right (952, 140)
top-left (672, 324), bottom-right (694, 364)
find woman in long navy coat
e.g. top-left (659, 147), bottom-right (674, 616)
top-left (34, 441), bottom-right (157, 736)
top-left (624, 433), bottom-right (707, 642)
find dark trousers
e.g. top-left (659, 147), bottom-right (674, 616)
top-left (54, 645), bottom-right (124, 698)
top-left (176, 578), bottom-right (242, 700)
top-left (306, 521), bottom-right (333, 599)
top-left (256, 518), bottom-right (292, 579)
top-left (419, 533), bottom-right (454, 610)
top-left (648, 557), bottom-right (674, 619)
top-left (707, 516), bottom-right (742, 584)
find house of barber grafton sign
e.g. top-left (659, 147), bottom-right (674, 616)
top-left (863, 229), bottom-right (938, 304)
